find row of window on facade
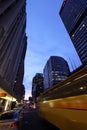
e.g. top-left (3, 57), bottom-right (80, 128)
top-left (32, 56), bottom-right (70, 101)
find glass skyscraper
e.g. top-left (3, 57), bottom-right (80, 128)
top-left (43, 56), bottom-right (70, 90)
top-left (59, 0), bottom-right (87, 65)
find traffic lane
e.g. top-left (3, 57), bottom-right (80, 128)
top-left (21, 108), bottom-right (60, 130)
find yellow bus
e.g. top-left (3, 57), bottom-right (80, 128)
top-left (38, 65), bottom-right (87, 130)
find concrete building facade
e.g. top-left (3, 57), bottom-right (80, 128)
top-left (0, 0), bottom-right (27, 103)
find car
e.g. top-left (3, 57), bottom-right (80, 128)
top-left (0, 109), bottom-right (23, 130)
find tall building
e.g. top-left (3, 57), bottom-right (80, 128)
top-left (43, 56), bottom-right (70, 90)
top-left (59, 0), bottom-right (87, 65)
top-left (0, 0), bottom-right (27, 102)
top-left (32, 73), bottom-right (44, 102)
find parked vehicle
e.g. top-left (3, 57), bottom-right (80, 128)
top-left (0, 109), bottom-right (23, 130)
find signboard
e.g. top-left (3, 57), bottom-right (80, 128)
top-left (0, 93), bottom-right (7, 97)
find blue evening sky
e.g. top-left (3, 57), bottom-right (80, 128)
top-left (23, 0), bottom-right (82, 99)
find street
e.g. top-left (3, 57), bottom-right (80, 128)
top-left (21, 108), bottom-right (60, 130)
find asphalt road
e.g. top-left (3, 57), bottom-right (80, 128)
top-left (21, 108), bottom-right (60, 130)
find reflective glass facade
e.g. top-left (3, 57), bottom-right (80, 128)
top-left (60, 0), bottom-right (87, 64)
top-left (43, 56), bottom-right (70, 90)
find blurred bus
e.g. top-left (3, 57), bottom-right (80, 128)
top-left (38, 65), bottom-right (87, 130)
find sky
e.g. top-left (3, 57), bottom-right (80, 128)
top-left (23, 0), bottom-right (82, 100)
